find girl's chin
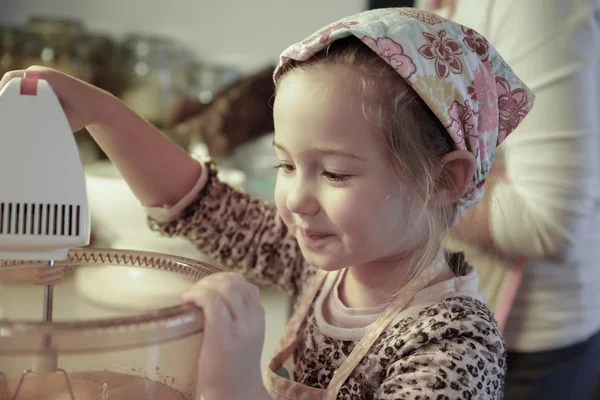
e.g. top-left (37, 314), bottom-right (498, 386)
top-left (300, 252), bottom-right (347, 272)
top-left (314, 264), bottom-right (346, 272)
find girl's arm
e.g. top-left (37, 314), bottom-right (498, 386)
top-left (0, 67), bottom-right (313, 296)
top-left (0, 67), bottom-right (203, 210)
top-left (146, 162), bottom-right (315, 297)
top-left (86, 95), bottom-right (204, 209)
top-left (86, 81), bottom-right (313, 296)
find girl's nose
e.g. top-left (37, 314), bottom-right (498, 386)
top-left (286, 179), bottom-right (320, 216)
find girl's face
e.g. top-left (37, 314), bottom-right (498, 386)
top-left (273, 67), bottom-right (428, 271)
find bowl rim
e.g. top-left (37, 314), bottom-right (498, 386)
top-left (0, 247), bottom-right (222, 353)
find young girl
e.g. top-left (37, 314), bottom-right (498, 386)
top-left (0, 8), bottom-right (534, 399)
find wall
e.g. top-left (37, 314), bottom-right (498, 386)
top-left (1, 0), bottom-right (366, 72)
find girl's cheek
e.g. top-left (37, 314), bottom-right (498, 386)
top-left (274, 181), bottom-right (291, 222)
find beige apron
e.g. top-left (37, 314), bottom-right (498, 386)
top-left (264, 262), bottom-right (443, 400)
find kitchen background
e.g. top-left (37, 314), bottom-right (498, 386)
top-left (2, 0), bottom-right (367, 73)
top-left (0, 0), bottom-right (421, 378)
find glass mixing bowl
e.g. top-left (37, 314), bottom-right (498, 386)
top-left (0, 248), bottom-right (222, 400)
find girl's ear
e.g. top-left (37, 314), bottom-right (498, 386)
top-left (434, 150), bottom-right (476, 205)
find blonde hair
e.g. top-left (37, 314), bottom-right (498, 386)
top-left (276, 37), bottom-right (460, 282)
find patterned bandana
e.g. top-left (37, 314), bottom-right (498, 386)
top-left (273, 8), bottom-right (535, 216)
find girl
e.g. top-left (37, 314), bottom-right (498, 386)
top-left (0, 8), bottom-right (534, 399)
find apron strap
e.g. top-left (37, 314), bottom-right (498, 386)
top-left (275, 270), bottom-right (329, 353)
top-left (265, 254), bottom-right (446, 400)
top-left (324, 262), bottom-right (444, 399)
top-left (264, 270), bottom-right (330, 397)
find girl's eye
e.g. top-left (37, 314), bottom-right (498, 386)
top-left (273, 163), bottom-right (295, 173)
top-left (322, 171), bottom-right (352, 182)
top-left (273, 164), bottom-right (351, 182)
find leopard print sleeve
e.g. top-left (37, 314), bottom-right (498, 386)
top-left (373, 296), bottom-right (506, 400)
top-left (147, 162), bottom-right (315, 297)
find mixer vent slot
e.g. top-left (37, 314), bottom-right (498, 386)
top-left (0, 202), bottom-right (81, 236)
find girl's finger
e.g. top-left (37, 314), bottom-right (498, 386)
top-left (242, 282), bottom-right (261, 309)
top-left (0, 70), bottom-right (26, 90)
top-left (211, 274), bottom-right (253, 321)
top-left (181, 272), bottom-right (256, 322)
top-left (180, 272), bottom-right (228, 301)
top-left (185, 286), bottom-right (235, 329)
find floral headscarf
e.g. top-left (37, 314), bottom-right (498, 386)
top-left (273, 8), bottom-right (535, 216)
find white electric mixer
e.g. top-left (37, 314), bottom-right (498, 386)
top-left (0, 72), bottom-right (90, 398)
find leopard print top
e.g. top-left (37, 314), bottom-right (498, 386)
top-left (148, 164), bottom-right (506, 399)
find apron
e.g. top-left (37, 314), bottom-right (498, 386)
top-left (264, 259), bottom-right (444, 400)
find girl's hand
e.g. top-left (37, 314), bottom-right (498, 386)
top-left (182, 272), bottom-right (269, 400)
top-left (0, 66), bottom-right (118, 132)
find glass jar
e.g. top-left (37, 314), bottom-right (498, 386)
top-left (74, 33), bottom-right (123, 95)
top-left (0, 25), bottom-right (25, 76)
top-left (185, 63), bottom-right (238, 105)
top-left (119, 35), bottom-right (192, 130)
top-left (0, 248), bottom-right (220, 399)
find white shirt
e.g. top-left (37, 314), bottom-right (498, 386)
top-left (431, 0), bottom-right (600, 352)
